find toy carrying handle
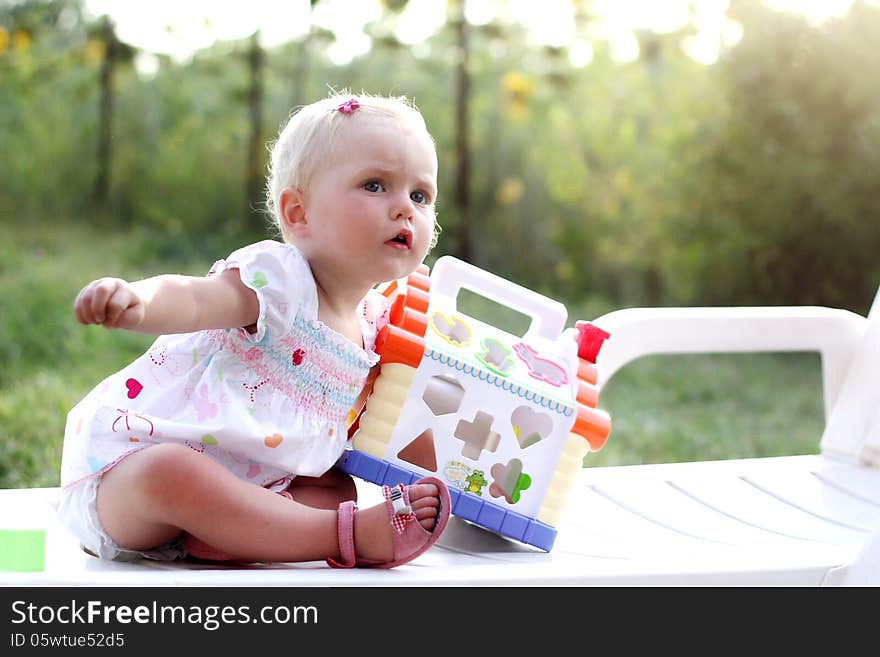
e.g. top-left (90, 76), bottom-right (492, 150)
top-left (430, 256), bottom-right (568, 342)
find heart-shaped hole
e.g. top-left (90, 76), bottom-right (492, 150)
top-left (511, 405), bottom-right (553, 448)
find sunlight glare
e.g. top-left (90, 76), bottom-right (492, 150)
top-left (133, 51), bottom-right (160, 78)
top-left (311, 0), bottom-right (380, 65)
top-left (84, 0), bottom-right (311, 61)
top-left (568, 38), bottom-right (594, 68)
top-left (83, 0), bottom-right (868, 67)
top-left (764, 0), bottom-right (856, 25)
top-left (510, 0), bottom-right (574, 48)
top-left (592, 0), bottom-right (692, 33)
top-left (395, 0), bottom-right (447, 46)
top-left (610, 31), bottom-right (640, 63)
top-left (465, 0), bottom-right (497, 26)
top-left (681, 0), bottom-right (731, 65)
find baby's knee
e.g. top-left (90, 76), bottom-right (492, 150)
top-left (119, 443), bottom-right (205, 498)
top-left (144, 442), bottom-right (200, 471)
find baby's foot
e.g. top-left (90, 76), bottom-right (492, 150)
top-left (352, 483), bottom-right (441, 563)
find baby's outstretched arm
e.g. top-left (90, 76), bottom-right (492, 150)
top-left (73, 269), bottom-right (259, 335)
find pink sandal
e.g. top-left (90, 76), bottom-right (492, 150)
top-left (327, 476), bottom-right (451, 569)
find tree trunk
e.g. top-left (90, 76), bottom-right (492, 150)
top-left (246, 31), bottom-right (265, 228)
top-left (94, 16), bottom-right (116, 206)
top-left (290, 34), bottom-right (310, 110)
top-left (451, 1), bottom-right (472, 263)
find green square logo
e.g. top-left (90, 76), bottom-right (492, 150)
top-left (0, 530), bottom-right (46, 572)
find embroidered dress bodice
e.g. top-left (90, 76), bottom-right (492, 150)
top-left (60, 240), bottom-right (390, 491)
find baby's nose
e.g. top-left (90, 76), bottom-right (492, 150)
top-left (391, 199), bottom-right (414, 220)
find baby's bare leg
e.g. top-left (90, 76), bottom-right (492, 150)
top-left (98, 444), bottom-right (339, 562)
top-left (96, 443), bottom-right (439, 563)
top-left (287, 468), bottom-right (357, 510)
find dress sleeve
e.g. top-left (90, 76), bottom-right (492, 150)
top-left (209, 240), bottom-right (317, 343)
top-left (360, 288), bottom-right (392, 354)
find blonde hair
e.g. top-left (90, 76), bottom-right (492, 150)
top-left (265, 91), bottom-right (438, 243)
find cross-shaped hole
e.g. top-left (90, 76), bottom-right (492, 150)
top-left (453, 411), bottom-right (500, 460)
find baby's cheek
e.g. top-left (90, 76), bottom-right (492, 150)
top-left (418, 220), bottom-right (437, 253)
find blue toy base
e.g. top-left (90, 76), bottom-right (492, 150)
top-left (336, 449), bottom-right (557, 552)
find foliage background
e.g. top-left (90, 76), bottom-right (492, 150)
top-left (1, 0), bottom-right (877, 487)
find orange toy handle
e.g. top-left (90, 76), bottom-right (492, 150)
top-left (572, 404), bottom-right (611, 451)
top-left (375, 266), bottom-right (431, 368)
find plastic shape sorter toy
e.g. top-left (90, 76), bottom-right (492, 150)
top-left (337, 256), bottom-right (612, 551)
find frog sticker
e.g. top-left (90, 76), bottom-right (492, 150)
top-left (444, 460), bottom-right (488, 496)
top-left (464, 470), bottom-right (489, 496)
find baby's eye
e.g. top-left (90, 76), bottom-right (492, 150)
top-left (410, 190), bottom-right (429, 205)
top-left (363, 181), bottom-right (385, 193)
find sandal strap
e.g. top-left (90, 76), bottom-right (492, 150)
top-left (326, 500), bottom-right (357, 568)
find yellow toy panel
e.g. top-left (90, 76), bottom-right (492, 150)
top-left (337, 257), bottom-right (611, 551)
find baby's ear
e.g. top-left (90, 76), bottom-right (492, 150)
top-left (278, 187), bottom-right (309, 238)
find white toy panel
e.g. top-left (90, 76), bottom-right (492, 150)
top-left (379, 256), bottom-right (580, 518)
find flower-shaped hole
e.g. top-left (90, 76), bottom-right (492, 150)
top-left (489, 459), bottom-right (532, 504)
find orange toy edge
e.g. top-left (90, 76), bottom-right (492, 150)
top-left (571, 323), bottom-right (612, 450)
top-left (375, 267), bottom-right (431, 368)
top-left (348, 266), bottom-right (431, 439)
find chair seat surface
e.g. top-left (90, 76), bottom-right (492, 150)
top-left (4, 453), bottom-right (878, 586)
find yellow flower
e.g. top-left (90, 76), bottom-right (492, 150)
top-left (501, 72), bottom-right (533, 122)
top-left (0, 27), bottom-right (9, 54)
top-left (502, 71), bottom-right (533, 100)
top-left (85, 39), bottom-right (105, 63)
top-left (12, 30), bottom-right (31, 52)
top-left (496, 178), bottom-right (524, 206)
top-left (555, 260), bottom-right (574, 282)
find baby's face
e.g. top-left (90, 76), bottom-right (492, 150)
top-left (299, 115), bottom-right (438, 286)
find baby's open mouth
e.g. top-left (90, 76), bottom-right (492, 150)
top-left (386, 230), bottom-right (412, 248)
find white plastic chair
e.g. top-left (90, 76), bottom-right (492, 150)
top-left (2, 287), bottom-right (879, 586)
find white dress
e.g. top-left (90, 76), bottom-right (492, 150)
top-left (60, 240), bottom-right (390, 494)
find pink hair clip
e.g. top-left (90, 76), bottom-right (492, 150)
top-left (337, 98), bottom-right (360, 115)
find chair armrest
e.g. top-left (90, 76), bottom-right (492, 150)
top-left (592, 306), bottom-right (867, 418)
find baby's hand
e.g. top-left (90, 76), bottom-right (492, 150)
top-left (74, 277), bottom-right (145, 330)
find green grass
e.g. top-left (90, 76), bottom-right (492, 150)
top-left (0, 223), bottom-right (209, 489)
top-left (455, 287), bottom-right (825, 467)
top-left (588, 352), bottom-right (824, 467)
top-left (0, 224), bottom-right (826, 489)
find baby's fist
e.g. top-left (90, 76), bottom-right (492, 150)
top-left (74, 277), bottom-right (145, 330)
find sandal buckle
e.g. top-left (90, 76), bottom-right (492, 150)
top-left (388, 485), bottom-right (413, 516)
